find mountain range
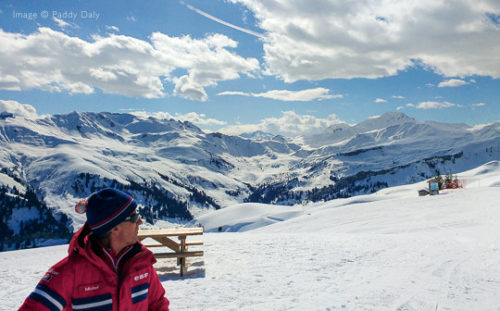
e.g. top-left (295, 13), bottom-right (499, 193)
top-left (1, 110), bottom-right (499, 250)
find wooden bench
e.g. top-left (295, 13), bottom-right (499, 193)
top-left (138, 228), bottom-right (204, 276)
top-left (154, 251), bottom-right (204, 259)
top-left (144, 240), bottom-right (204, 248)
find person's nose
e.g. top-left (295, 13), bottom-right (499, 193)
top-left (137, 216), bottom-right (143, 226)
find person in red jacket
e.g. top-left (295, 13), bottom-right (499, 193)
top-left (19, 188), bottom-right (170, 311)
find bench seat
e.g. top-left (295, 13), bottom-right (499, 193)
top-left (154, 251), bottom-right (204, 259)
top-left (185, 241), bottom-right (204, 246)
top-left (143, 241), bottom-right (203, 248)
top-left (143, 242), bottom-right (164, 248)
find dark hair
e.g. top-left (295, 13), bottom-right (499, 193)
top-left (90, 231), bottom-right (111, 248)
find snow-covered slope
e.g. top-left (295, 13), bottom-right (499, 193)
top-left (2, 162), bottom-right (499, 310)
top-left (197, 160), bottom-right (500, 232)
top-left (0, 110), bottom-right (499, 250)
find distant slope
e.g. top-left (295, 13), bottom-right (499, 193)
top-left (197, 160), bottom-right (500, 232)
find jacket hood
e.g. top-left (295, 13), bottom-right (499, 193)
top-left (68, 223), bottom-right (92, 255)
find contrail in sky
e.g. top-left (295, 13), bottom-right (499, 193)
top-left (185, 3), bottom-right (264, 38)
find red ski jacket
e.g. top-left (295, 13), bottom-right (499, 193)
top-left (19, 224), bottom-right (170, 311)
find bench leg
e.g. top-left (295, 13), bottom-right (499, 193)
top-left (179, 236), bottom-right (186, 276)
top-left (179, 258), bottom-right (185, 276)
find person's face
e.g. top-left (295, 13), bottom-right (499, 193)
top-left (113, 211), bottom-right (143, 247)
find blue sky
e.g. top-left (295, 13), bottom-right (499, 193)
top-left (0, 0), bottom-right (499, 136)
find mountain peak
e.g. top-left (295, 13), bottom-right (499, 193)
top-left (239, 130), bottom-right (276, 141)
top-left (355, 112), bottom-right (416, 132)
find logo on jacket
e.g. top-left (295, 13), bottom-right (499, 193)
top-left (41, 270), bottom-right (59, 283)
top-left (85, 285), bottom-right (101, 292)
top-left (134, 272), bottom-right (149, 281)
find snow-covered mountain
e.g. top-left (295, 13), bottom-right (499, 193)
top-left (0, 110), bottom-right (499, 250)
top-left (255, 112), bottom-right (500, 204)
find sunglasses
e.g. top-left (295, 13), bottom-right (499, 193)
top-left (123, 212), bottom-right (140, 224)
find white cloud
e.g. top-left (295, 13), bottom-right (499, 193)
top-left (472, 102), bottom-right (486, 107)
top-left (392, 95), bottom-right (405, 99)
top-left (153, 32), bottom-right (259, 101)
top-left (232, 0), bottom-right (500, 81)
top-left (173, 75), bottom-right (208, 101)
top-left (173, 112), bottom-right (227, 126)
top-left (217, 91), bottom-right (249, 97)
top-left (218, 87), bottom-right (342, 102)
top-left (53, 17), bottom-right (71, 28)
top-left (129, 110), bottom-right (171, 120)
top-left (438, 79), bottom-right (468, 87)
top-left (0, 28), bottom-right (259, 100)
top-left (374, 98), bottom-right (387, 103)
top-left (220, 110), bottom-right (343, 137)
top-left (52, 17), bottom-right (79, 30)
top-left (105, 25), bottom-right (120, 32)
top-left (417, 101), bottom-right (456, 109)
top-left (0, 100), bottom-right (38, 118)
top-left (89, 68), bottom-right (118, 82)
top-left (0, 75), bottom-right (21, 91)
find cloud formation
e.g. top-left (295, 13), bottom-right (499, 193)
top-left (0, 28), bottom-right (259, 100)
top-left (417, 101), bottom-right (456, 109)
top-left (53, 17), bottom-right (71, 29)
top-left (105, 25), bottom-right (120, 32)
top-left (231, 0), bottom-right (500, 81)
top-left (220, 110), bottom-right (343, 137)
top-left (173, 112), bottom-right (227, 126)
top-left (0, 100), bottom-right (38, 118)
top-left (472, 102), bottom-right (486, 107)
top-left (218, 87), bottom-right (342, 101)
top-left (438, 79), bottom-right (468, 87)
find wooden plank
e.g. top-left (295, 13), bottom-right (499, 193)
top-left (185, 241), bottom-right (204, 246)
top-left (141, 237), bottom-right (180, 251)
top-left (138, 227), bottom-right (203, 239)
top-left (153, 251), bottom-right (204, 259)
top-left (159, 236), bottom-right (180, 252)
top-left (145, 242), bottom-right (198, 249)
top-left (143, 242), bottom-right (163, 248)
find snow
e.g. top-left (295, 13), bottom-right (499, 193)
top-left (0, 172), bottom-right (25, 192)
top-left (2, 162), bottom-right (500, 310)
top-left (196, 203), bottom-right (305, 232)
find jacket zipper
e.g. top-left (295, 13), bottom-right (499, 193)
top-left (102, 246), bottom-right (133, 310)
top-left (115, 247), bottom-right (132, 310)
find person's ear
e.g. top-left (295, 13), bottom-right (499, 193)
top-left (109, 225), bottom-right (120, 236)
